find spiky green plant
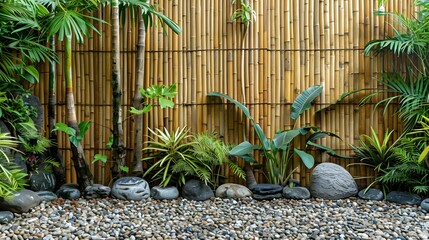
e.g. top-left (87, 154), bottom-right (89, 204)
top-left (192, 131), bottom-right (245, 188)
top-left (0, 132), bottom-right (27, 198)
top-left (376, 138), bottom-right (429, 196)
top-left (143, 127), bottom-right (209, 187)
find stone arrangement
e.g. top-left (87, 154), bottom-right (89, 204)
top-left (2, 160), bottom-right (429, 240)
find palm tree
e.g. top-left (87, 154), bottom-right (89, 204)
top-left (42, 0), bottom-right (105, 190)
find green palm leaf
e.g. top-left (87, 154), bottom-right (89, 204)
top-left (291, 85), bottom-right (323, 120)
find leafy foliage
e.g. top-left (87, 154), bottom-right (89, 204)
top-left (0, 0), bottom-right (57, 84)
top-left (209, 85), bottom-right (344, 186)
top-left (53, 121), bottom-right (92, 148)
top-left (231, 0), bottom-right (256, 28)
top-left (192, 131), bottom-right (245, 188)
top-left (143, 127), bottom-right (201, 187)
top-left (130, 83), bottom-right (177, 114)
top-left (0, 133), bottom-right (27, 198)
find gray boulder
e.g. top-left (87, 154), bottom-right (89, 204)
top-left (310, 163), bottom-right (358, 200)
top-left (0, 189), bottom-right (40, 213)
top-left (386, 191), bottom-right (422, 205)
top-left (182, 180), bottom-right (214, 201)
top-left (84, 184), bottom-right (111, 199)
top-left (35, 191), bottom-right (58, 202)
top-left (151, 186), bottom-right (179, 200)
top-left (283, 186), bottom-right (311, 200)
top-left (358, 188), bottom-right (384, 201)
top-left (215, 183), bottom-right (252, 198)
top-left (421, 198), bottom-right (429, 211)
top-left (56, 184), bottom-right (81, 200)
top-left (111, 177), bottom-right (150, 201)
top-left (29, 171), bottom-right (56, 192)
top-left (0, 211), bottom-right (14, 224)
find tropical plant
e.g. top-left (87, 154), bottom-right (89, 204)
top-left (192, 131), bottom-right (245, 188)
top-left (41, 0), bottom-right (105, 190)
top-left (0, 132), bottom-right (27, 198)
top-left (142, 127), bottom-right (205, 187)
top-left (376, 138), bottom-right (429, 196)
top-left (209, 85), bottom-right (344, 187)
top-left (0, 0), bottom-right (56, 85)
top-left (350, 128), bottom-right (401, 173)
top-left (406, 114), bottom-right (429, 168)
top-left (363, 0), bottom-right (429, 133)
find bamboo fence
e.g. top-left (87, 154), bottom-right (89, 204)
top-left (34, 0), bottom-right (415, 187)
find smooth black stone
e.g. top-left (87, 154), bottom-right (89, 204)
top-left (249, 184), bottom-right (283, 195)
top-left (0, 189), bottom-right (40, 213)
top-left (421, 198), bottom-right (429, 211)
top-left (35, 191), bottom-right (57, 202)
top-left (56, 185), bottom-right (81, 200)
top-left (29, 171), bottom-right (56, 192)
top-left (386, 191), bottom-right (422, 205)
top-left (0, 211), bottom-right (14, 224)
top-left (283, 186), bottom-right (311, 199)
top-left (252, 193), bottom-right (283, 200)
top-left (358, 188), bottom-right (384, 201)
top-left (182, 180), bottom-right (214, 201)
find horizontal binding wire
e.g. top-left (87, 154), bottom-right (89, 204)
top-left (54, 47), bottom-right (365, 53)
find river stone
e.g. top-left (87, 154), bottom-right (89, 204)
top-left (182, 180), bottom-right (214, 201)
top-left (421, 198), bottom-right (429, 211)
top-left (386, 191), bottom-right (422, 205)
top-left (0, 211), bottom-right (14, 224)
top-left (35, 191), bottom-right (58, 202)
top-left (84, 184), bottom-right (111, 199)
top-left (310, 163), bottom-right (358, 200)
top-left (151, 186), bottom-right (179, 200)
top-left (282, 186), bottom-right (311, 200)
top-left (56, 184), bottom-right (81, 200)
top-left (215, 183), bottom-right (252, 198)
top-left (253, 193), bottom-right (283, 200)
top-left (0, 189), bottom-right (40, 213)
top-left (358, 188), bottom-right (384, 201)
top-left (29, 171), bottom-right (56, 192)
top-left (111, 177), bottom-right (150, 201)
top-left (249, 184), bottom-right (283, 195)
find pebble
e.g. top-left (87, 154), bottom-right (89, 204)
top-left (0, 197), bottom-right (428, 239)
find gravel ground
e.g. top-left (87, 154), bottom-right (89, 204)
top-left (1, 197), bottom-right (428, 240)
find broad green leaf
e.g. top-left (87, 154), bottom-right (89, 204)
top-left (107, 134), bottom-right (114, 148)
top-left (229, 141), bottom-right (259, 156)
top-left (207, 92), bottom-right (254, 123)
top-left (294, 148), bottom-right (315, 168)
top-left (130, 105), bottom-right (152, 114)
top-left (93, 154), bottom-right (108, 164)
top-left (273, 129), bottom-right (301, 150)
top-left (78, 120), bottom-right (92, 136)
top-left (291, 85), bottom-right (323, 120)
top-left (53, 122), bottom-right (76, 136)
top-left (159, 97), bottom-right (174, 108)
top-left (254, 123), bottom-right (269, 150)
top-left (119, 165), bottom-right (129, 173)
top-left (69, 136), bottom-right (79, 147)
top-left (307, 131), bottom-right (342, 142)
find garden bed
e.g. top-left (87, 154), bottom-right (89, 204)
top-left (1, 197), bottom-right (428, 240)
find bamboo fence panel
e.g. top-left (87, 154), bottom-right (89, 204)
top-left (34, 0), bottom-right (412, 187)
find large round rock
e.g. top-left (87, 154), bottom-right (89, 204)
top-left (111, 177), bottom-right (150, 201)
top-left (29, 171), bottom-right (56, 192)
top-left (182, 180), bottom-right (214, 201)
top-left (310, 163), bottom-right (358, 200)
top-left (151, 186), bottom-right (179, 200)
top-left (0, 189), bottom-right (40, 213)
